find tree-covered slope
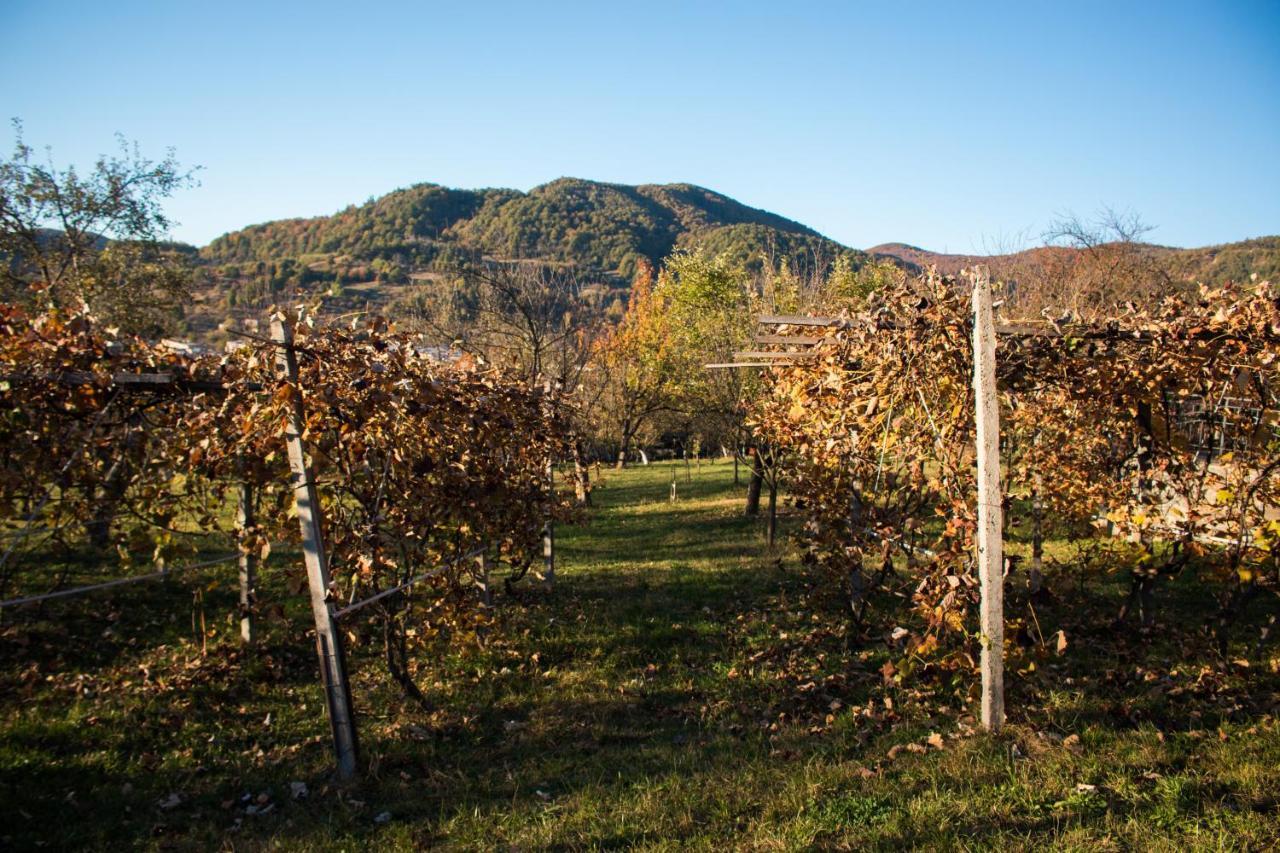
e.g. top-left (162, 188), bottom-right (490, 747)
top-left (201, 178), bottom-right (858, 277)
top-left (202, 183), bottom-right (498, 263)
top-left (1163, 236), bottom-right (1280, 285)
top-left (444, 179), bottom-right (681, 275)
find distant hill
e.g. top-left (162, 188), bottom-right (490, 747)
top-left (202, 178), bottom-right (860, 280)
top-left (1160, 236), bottom-right (1280, 286)
top-left (202, 176), bottom-right (1277, 289)
top-left (187, 180), bottom-right (1276, 341)
top-left (868, 237), bottom-right (1280, 286)
top-left (866, 243), bottom-right (991, 274)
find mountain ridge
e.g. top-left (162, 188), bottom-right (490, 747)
top-left (192, 177), bottom-right (1278, 332)
top-left (202, 177), bottom-right (858, 280)
top-left (868, 237), bottom-right (1280, 285)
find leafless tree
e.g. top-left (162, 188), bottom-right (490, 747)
top-left (410, 261), bottom-right (598, 386)
top-left (1033, 207), bottom-right (1176, 319)
top-left (408, 261), bottom-right (604, 501)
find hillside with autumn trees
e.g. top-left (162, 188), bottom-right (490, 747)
top-left (870, 235), bottom-right (1280, 287)
top-left (180, 178), bottom-right (1280, 347)
top-left (201, 178), bottom-right (860, 279)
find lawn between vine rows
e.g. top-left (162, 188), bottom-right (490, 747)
top-left (1, 461), bottom-right (1278, 850)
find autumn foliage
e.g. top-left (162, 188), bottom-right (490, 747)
top-left (752, 273), bottom-right (1280, 695)
top-left (0, 306), bottom-right (571, 695)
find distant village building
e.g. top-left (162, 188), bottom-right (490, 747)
top-left (159, 339), bottom-right (217, 357)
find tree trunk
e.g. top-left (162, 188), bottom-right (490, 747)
top-left (1215, 575), bottom-right (1260, 654)
top-left (1029, 475), bottom-right (1044, 594)
top-left (615, 430), bottom-right (631, 469)
top-left (766, 478), bottom-right (778, 547)
top-left (1118, 570), bottom-right (1157, 627)
top-left (86, 453), bottom-right (129, 550)
top-left (745, 447), bottom-right (763, 516)
top-left (572, 441), bottom-right (591, 505)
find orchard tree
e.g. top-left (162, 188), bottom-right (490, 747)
top-left (654, 250), bottom-right (756, 476)
top-left (593, 260), bottom-right (682, 467)
top-left (0, 121), bottom-right (199, 334)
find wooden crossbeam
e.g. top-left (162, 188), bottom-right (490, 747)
top-left (733, 350), bottom-right (808, 358)
top-left (3, 370), bottom-right (260, 394)
top-left (704, 362), bottom-right (782, 369)
top-left (758, 314), bottom-right (1274, 343)
top-left (758, 314), bottom-right (1080, 337)
top-left (732, 351), bottom-right (810, 361)
top-left (758, 314), bottom-right (840, 327)
top-left (754, 334), bottom-right (822, 346)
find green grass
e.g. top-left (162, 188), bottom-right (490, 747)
top-left (2, 462), bottom-right (1278, 850)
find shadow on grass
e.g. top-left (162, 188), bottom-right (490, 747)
top-left (3, 462), bottom-right (1279, 849)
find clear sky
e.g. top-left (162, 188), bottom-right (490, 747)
top-left (2, 1), bottom-right (1277, 251)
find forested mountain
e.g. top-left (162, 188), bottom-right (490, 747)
top-left (204, 173), bottom-right (1277, 291)
top-left (1162, 236), bottom-right (1280, 285)
top-left (202, 178), bottom-right (857, 279)
top-left (187, 176), bottom-right (1277, 342)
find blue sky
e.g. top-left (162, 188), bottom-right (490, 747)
top-left (2, 1), bottom-right (1277, 251)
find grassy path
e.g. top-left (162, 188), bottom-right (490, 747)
top-left (2, 462), bottom-right (1279, 850)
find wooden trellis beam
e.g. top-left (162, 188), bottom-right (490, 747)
top-left (731, 351), bottom-right (812, 361)
top-left (757, 314), bottom-right (1277, 343)
top-left (757, 314), bottom-right (842, 327)
top-left (1, 370), bottom-right (260, 393)
top-left (704, 362), bottom-right (780, 369)
top-left (754, 334), bottom-right (822, 346)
